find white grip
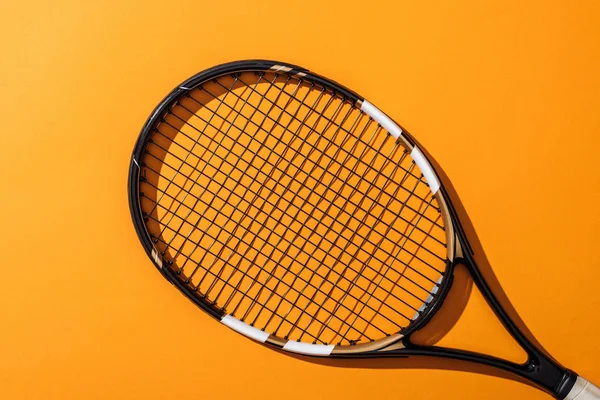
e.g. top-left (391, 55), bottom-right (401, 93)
top-left (565, 377), bottom-right (600, 400)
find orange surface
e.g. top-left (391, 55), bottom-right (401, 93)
top-left (1, 1), bottom-right (599, 399)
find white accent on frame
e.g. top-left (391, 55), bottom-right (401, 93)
top-left (565, 376), bottom-right (600, 400)
top-left (270, 65), bottom-right (292, 73)
top-left (132, 157), bottom-right (140, 168)
top-left (151, 248), bottom-right (163, 268)
top-left (410, 146), bottom-right (441, 194)
top-left (360, 100), bottom-right (403, 139)
top-left (221, 315), bottom-right (270, 343)
top-left (282, 341), bottom-right (335, 356)
top-left (413, 303), bottom-right (427, 320)
top-left (412, 276), bottom-right (443, 320)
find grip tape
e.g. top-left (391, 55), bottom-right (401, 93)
top-left (565, 377), bottom-right (600, 400)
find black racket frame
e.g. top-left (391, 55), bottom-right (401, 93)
top-left (127, 60), bottom-right (578, 399)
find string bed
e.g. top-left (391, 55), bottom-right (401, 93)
top-left (137, 71), bottom-right (448, 346)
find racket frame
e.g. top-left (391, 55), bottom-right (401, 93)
top-left (128, 59), bottom-right (578, 399)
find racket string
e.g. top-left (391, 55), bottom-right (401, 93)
top-left (175, 83), bottom-right (417, 336)
top-left (142, 204), bottom-right (391, 342)
top-left (141, 152), bottom-right (432, 311)
top-left (142, 140), bottom-right (436, 340)
top-left (231, 76), bottom-right (429, 187)
top-left (281, 122), bottom-right (415, 342)
top-left (262, 103), bottom-right (391, 340)
top-left (138, 71), bottom-right (448, 345)
top-left (311, 139), bottom-right (446, 342)
top-left (142, 134), bottom-right (412, 338)
top-left (164, 73), bottom-right (285, 278)
top-left (184, 74), bottom-right (305, 289)
top-left (230, 93), bottom-right (358, 326)
top-left (341, 177), bottom-right (443, 339)
top-left (204, 77), bottom-right (444, 231)
top-left (143, 142), bottom-right (418, 340)
top-left (171, 91), bottom-right (446, 268)
top-left (153, 98), bottom-right (444, 288)
top-left (314, 157), bottom-right (425, 343)
top-left (145, 75), bottom-right (242, 228)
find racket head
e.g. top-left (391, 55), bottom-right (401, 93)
top-left (128, 60), bottom-right (458, 356)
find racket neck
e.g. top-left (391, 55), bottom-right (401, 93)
top-left (459, 243), bottom-right (577, 398)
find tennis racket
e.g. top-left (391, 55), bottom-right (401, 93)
top-left (128, 60), bottom-right (598, 399)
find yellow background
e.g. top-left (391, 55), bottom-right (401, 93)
top-left (1, 0), bottom-right (599, 399)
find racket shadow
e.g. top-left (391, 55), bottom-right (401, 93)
top-left (424, 143), bottom-right (554, 357)
top-left (277, 350), bottom-right (534, 389)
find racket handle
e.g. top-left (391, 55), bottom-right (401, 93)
top-left (564, 376), bottom-right (600, 400)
